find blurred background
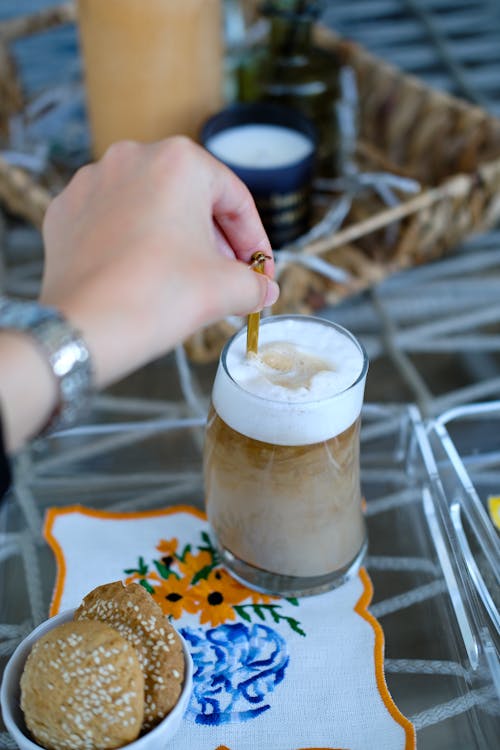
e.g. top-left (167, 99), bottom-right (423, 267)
top-left (0, 0), bottom-right (499, 416)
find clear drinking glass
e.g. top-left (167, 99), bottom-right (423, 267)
top-left (203, 315), bottom-right (369, 596)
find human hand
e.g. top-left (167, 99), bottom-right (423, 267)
top-left (41, 137), bottom-right (279, 388)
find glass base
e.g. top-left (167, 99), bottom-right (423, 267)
top-left (217, 538), bottom-right (368, 598)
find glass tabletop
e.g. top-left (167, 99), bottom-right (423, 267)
top-left (1, 378), bottom-right (499, 748)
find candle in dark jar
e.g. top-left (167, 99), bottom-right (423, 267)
top-left (202, 103), bottom-right (317, 248)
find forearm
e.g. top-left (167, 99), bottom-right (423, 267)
top-left (0, 138), bottom-right (279, 456)
top-left (0, 331), bottom-right (58, 453)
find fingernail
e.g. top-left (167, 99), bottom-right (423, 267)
top-left (264, 279), bottom-right (280, 307)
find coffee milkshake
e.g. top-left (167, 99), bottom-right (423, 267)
top-left (204, 315), bottom-right (368, 595)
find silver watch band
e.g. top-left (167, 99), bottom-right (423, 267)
top-left (0, 297), bottom-right (93, 434)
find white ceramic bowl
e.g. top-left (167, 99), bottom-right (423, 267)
top-left (0, 609), bottom-right (193, 750)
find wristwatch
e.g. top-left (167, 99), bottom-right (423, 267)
top-left (0, 296), bottom-right (93, 434)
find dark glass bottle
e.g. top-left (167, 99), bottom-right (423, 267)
top-left (238, 0), bottom-right (341, 176)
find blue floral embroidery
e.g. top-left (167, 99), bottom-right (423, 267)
top-left (181, 622), bottom-right (289, 725)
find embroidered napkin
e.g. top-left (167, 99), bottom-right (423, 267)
top-left (44, 504), bottom-right (415, 750)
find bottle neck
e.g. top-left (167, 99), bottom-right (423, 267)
top-left (269, 15), bottom-right (313, 56)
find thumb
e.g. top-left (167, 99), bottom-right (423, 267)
top-left (210, 258), bottom-right (280, 319)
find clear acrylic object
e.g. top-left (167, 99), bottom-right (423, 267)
top-left (422, 403), bottom-right (500, 686)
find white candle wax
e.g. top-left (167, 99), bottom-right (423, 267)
top-left (206, 124), bottom-right (314, 169)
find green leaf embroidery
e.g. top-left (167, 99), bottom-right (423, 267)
top-left (233, 603), bottom-right (306, 636)
top-left (124, 555), bottom-right (148, 576)
top-left (268, 607), bottom-right (281, 624)
top-left (191, 564), bottom-right (216, 586)
top-left (285, 597), bottom-right (299, 606)
top-left (252, 605), bottom-right (266, 621)
top-left (198, 532), bottom-right (217, 553)
top-left (177, 544), bottom-right (192, 562)
top-left (284, 616), bottom-right (306, 637)
top-left (139, 579), bottom-right (155, 595)
top-left (153, 560), bottom-right (179, 580)
top-left (233, 605), bottom-right (252, 623)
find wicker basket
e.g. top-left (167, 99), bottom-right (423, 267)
top-left (1, 7), bottom-right (500, 362)
top-left (186, 26), bottom-right (500, 361)
top-left (0, 3), bottom-right (76, 227)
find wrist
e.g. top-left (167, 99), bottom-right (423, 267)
top-left (0, 297), bottom-right (94, 450)
top-left (0, 331), bottom-right (58, 452)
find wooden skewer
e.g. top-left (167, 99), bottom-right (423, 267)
top-left (246, 251), bottom-right (271, 356)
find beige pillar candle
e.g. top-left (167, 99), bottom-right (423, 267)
top-left (77, 0), bottom-right (223, 158)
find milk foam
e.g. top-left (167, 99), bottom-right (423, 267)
top-left (212, 317), bottom-right (367, 446)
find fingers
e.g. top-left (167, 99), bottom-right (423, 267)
top-left (213, 222), bottom-right (236, 260)
top-left (261, 276), bottom-right (281, 309)
top-left (207, 259), bottom-right (280, 320)
top-left (205, 151), bottom-right (275, 279)
top-left (130, 137), bottom-right (275, 276)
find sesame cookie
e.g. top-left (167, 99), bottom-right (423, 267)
top-left (75, 581), bottom-right (185, 730)
top-left (20, 619), bottom-right (144, 750)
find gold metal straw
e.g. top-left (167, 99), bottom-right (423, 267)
top-left (246, 251), bottom-right (271, 356)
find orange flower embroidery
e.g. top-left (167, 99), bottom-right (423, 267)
top-left (122, 533), bottom-right (297, 633)
top-left (189, 568), bottom-right (252, 627)
top-left (156, 538), bottom-right (179, 563)
top-left (146, 571), bottom-right (199, 619)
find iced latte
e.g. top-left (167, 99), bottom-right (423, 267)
top-left (204, 315), bottom-right (368, 596)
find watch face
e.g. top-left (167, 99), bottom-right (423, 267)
top-left (0, 298), bottom-right (58, 330)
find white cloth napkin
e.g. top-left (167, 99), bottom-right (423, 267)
top-left (44, 504), bottom-right (415, 750)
